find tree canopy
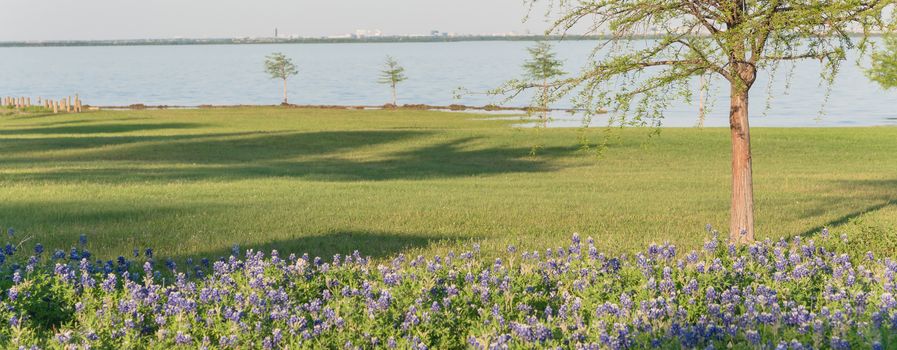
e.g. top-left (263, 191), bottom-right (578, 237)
top-left (378, 56), bottom-right (408, 86)
top-left (523, 42), bottom-right (566, 81)
top-left (264, 52), bottom-right (298, 80)
top-left (526, 0), bottom-right (894, 125)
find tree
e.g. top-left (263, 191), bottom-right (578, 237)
top-left (264, 52), bottom-right (299, 105)
top-left (523, 42), bottom-right (567, 126)
top-left (867, 35), bottom-right (897, 89)
top-left (523, 0), bottom-right (893, 242)
top-left (379, 56), bottom-right (408, 106)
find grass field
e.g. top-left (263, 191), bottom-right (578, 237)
top-left (1, 106), bottom-right (895, 260)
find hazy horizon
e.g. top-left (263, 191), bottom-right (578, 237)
top-left (0, 0), bottom-right (558, 42)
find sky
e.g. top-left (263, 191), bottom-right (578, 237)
top-left (0, 0), bottom-right (557, 41)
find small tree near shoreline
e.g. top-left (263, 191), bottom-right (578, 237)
top-left (379, 56), bottom-right (408, 106)
top-left (264, 52), bottom-right (299, 105)
top-left (523, 42), bottom-right (566, 126)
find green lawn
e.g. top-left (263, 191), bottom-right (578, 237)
top-left (1, 106), bottom-right (895, 260)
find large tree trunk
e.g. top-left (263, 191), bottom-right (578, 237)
top-left (283, 79), bottom-right (288, 105)
top-left (729, 86), bottom-right (755, 242)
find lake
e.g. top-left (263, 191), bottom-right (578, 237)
top-left (1, 41), bottom-right (896, 127)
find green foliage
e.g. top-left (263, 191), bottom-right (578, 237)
top-left (867, 35), bottom-right (897, 89)
top-left (378, 56), bottom-right (408, 87)
top-left (521, 0), bottom-right (895, 126)
top-left (522, 42), bottom-right (565, 82)
top-left (264, 52), bottom-right (299, 80)
top-left (10, 273), bottom-right (77, 332)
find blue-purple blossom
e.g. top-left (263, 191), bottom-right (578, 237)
top-left (0, 231), bottom-right (892, 348)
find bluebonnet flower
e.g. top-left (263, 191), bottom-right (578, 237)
top-left (175, 332), bottom-right (192, 345)
top-left (704, 239), bottom-right (718, 253)
top-left (70, 247), bottom-right (80, 260)
top-left (102, 273), bottom-right (117, 292)
top-left (745, 329), bottom-right (761, 345)
top-left (0, 227), bottom-right (892, 348)
top-left (55, 331), bottom-right (72, 344)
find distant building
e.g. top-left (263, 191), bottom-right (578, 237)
top-left (352, 29), bottom-right (383, 39)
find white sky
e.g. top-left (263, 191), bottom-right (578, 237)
top-left (0, 0), bottom-right (559, 41)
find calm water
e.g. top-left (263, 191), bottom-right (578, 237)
top-left (1, 41), bottom-right (896, 127)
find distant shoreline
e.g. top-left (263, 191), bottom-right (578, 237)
top-left (0, 35), bottom-right (613, 48)
top-left (2, 33), bottom-right (884, 48)
top-left (91, 102), bottom-right (592, 114)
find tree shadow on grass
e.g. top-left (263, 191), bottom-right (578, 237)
top-left (0, 122), bottom-right (205, 135)
top-left (3, 130), bottom-right (576, 182)
top-left (0, 132), bottom-right (266, 157)
top-left (1, 198), bottom-right (459, 261)
top-left (798, 178), bottom-right (897, 237)
top-left (0, 201), bottom-right (224, 259)
top-left (171, 230), bottom-right (458, 263)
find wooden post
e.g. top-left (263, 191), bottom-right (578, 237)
top-left (54, 100), bottom-right (59, 114)
top-left (75, 94), bottom-right (81, 113)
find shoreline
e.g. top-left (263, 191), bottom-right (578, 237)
top-left (1, 33), bottom-right (885, 48)
top-left (91, 102), bottom-right (593, 114)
